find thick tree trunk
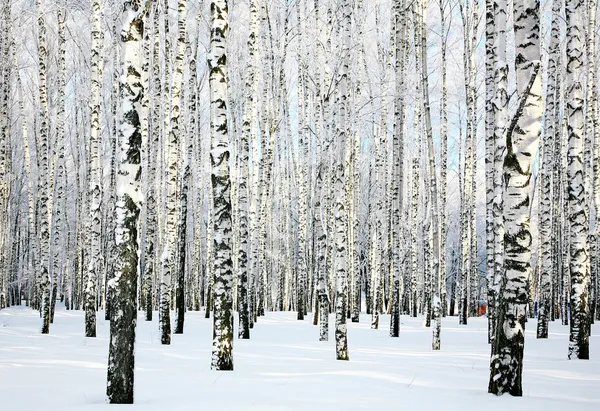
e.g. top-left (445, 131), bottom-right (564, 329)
top-left (209, 0), bottom-right (234, 371)
top-left (106, 1), bottom-right (144, 403)
top-left (489, 0), bottom-right (542, 396)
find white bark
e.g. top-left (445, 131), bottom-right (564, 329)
top-left (209, 0), bottom-right (234, 371)
top-left (566, 0), bottom-right (590, 360)
top-left (489, 0), bottom-right (542, 396)
top-left (106, 1), bottom-right (145, 403)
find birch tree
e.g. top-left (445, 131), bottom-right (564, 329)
top-left (36, 0), bottom-right (51, 334)
top-left (390, 0), bottom-right (407, 338)
top-left (106, 0), bottom-right (145, 403)
top-left (85, 0), bottom-right (104, 338)
top-left (565, 0), bottom-right (590, 360)
top-left (589, 0), bottom-right (600, 325)
top-left (144, 1), bottom-right (161, 322)
top-left (237, 0), bottom-right (258, 339)
top-left (537, 0), bottom-right (560, 339)
top-left (334, 0), bottom-right (350, 361)
top-left (490, 0), bottom-right (508, 343)
top-left (484, 0), bottom-right (495, 342)
top-left (50, 5), bottom-right (66, 324)
top-left (209, 0), bottom-right (234, 371)
top-left (418, 0), bottom-right (441, 350)
top-left (488, 0), bottom-right (542, 396)
top-left (173, 0), bottom-right (187, 336)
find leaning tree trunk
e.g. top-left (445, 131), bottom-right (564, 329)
top-left (488, 0), bottom-right (542, 396)
top-left (565, 0), bottom-right (590, 360)
top-left (209, 0), bottom-right (234, 371)
top-left (106, 0), bottom-right (144, 403)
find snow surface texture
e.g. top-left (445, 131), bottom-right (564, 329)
top-left (0, 306), bottom-right (598, 410)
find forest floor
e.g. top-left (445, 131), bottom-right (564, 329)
top-left (0, 305), bottom-right (599, 410)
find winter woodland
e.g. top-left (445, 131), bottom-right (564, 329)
top-left (0, 0), bottom-right (599, 408)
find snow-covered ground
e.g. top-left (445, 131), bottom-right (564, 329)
top-left (0, 305), bottom-right (598, 410)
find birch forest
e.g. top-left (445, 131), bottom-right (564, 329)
top-left (0, 0), bottom-right (599, 406)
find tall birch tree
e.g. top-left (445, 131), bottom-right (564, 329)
top-left (334, 0), bottom-right (350, 361)
top-left (106, 0), bottom-right (145, 403)
top-left (36, 0), bottom-right (51, 334)
top-left (565, 0), bottom-right (590, 360)
top-left (488, 0), bottom-right (542, 396)
top-left (85, 0), bottom-right (104, 338)
top-left (537, 0), bottom-right (560, 339)
top-left (209, 0), bottom-right (234, 371)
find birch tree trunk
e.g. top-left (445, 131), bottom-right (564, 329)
top-left (334, 0), bottom-right (350, 361)
top-left (566, 0), bottom-right (590, 360)
top-left (439, 0), bottom-right (450, 317)
top-left (484, 0), bottom-right (495, 341)
top-left (36, 0), bottom-right (51, 334)
top-left (458, 1), bottom-right (474, 325)
top-left (537, 0), bottom-right (560, 339)
top-left (173, 0), bottom-right (187, 336)
top-left (160, 0), bottom-right (186, 344)
top-left (106, 1), bottom-right (144, 402)
top-left (468, 0), bottom-right (479, 319)
top-left (50, 6), bottom-right (66, 324)
top-left (0, 0), bottom-right (9, 311)
top-left (237, 0), bottom-right (258, 340)
top-left (418, 0), bottom-right (441, 350)
top-left (589, 0), bottom-right (600, 324)
top-left (488, 0), bottom-right (542, 396)
top-left (105, 11), bottom-right (120, 321)
top-left (209, 0), bottom-right (234, 371)
top-left (85, 0), bottom-right (104, 338)
top-left (144, 2), bottom-right (161, 322)
top-left (490, 0), bottom-right (508, 344)
top-left (390, 0), bottom-right (406, 337)
top-left (296, 0), bottom-right (308, 322)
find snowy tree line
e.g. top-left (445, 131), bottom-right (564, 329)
top-left (0, 0), bottom-right (597, 402)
